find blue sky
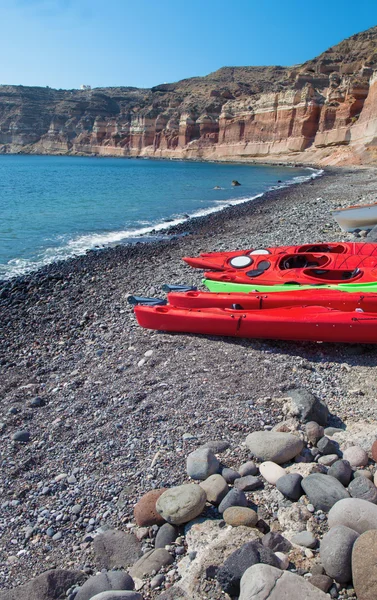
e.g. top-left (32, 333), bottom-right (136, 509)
top-left (1, 0), bottom-right (377, 90)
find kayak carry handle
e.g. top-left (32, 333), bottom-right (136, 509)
top-left (162, 284), bottom-right (197, 292)
top-left (128, 296), bottom-right (167, 306)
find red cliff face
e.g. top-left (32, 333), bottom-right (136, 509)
top-left (1, 27), bottom-right (377, 166)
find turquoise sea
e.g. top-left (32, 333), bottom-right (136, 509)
top-left (0, 155), bottom-right (321, 280)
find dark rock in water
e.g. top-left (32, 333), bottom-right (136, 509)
top-left (0, 569), bottom-right (85, 600)
top-left (348, 476), bottom-right (377, 503)
top-left (155, 523), bottom-right (179, 549)
top-left (317, 436), bottom-right (340, 456)
top-left (75, 571), bottom-right (135, 600)
top-left (301, 473), bottom-right (350, 511)
top-left (217, 541), bottom-right (280, 596)
top-left (231, 180), bottom-right (241, 186)
top-left (218, 488), bottom-right (247, 513)
top-left (262, 531), bottom-right (292, 553)
top-left (285, 388), bottom-right (329, 425)
top-left (276, 473), bottom-right (303, 501)
top-left (328, 460), bottom-right (353, 487)
top-left (93, 530), bottom-right (142, 570)
top-left (12, 430), bottom-right (31, 443)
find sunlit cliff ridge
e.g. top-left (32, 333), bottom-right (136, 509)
top-left (1, 26), bottom-right (377, 166)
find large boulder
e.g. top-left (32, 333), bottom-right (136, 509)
top-left (93, 530), bottom-right (142, 570)
top-left (245, 431), bottom-right (303, 464)
top-left (0, 570), bottom-right (85, 600)
top-left (320, 525), bottom-right (359, 583)
top-left (301, 473), bottom-right (349, 511)
top-left (352, 530), bottom-right (377, 600)
top-left (239, 564), bottom-right (329, 599)
top-left (328, 498), bottom-right (377, 533)
top-left (283, 388), bottom-right (329, 425)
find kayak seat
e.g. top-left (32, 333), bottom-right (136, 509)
top-left (280, 254), bottom-right (329, 270)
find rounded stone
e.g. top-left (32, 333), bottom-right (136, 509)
top-left (306, 421), bottom-right (324, 445)
top-left (134, 489), bottom-right (167, 527)
top-left (301, 473), bottom-right (350, 512)
top-left (327, 460), bottom-right (353, 487)
top-left (328, 497), bottom-right (377, 533)
top-left (234, 475), bottom-right (262, 492)
top-left (221, 467), bottom-right (241, 484)
top-left (223, 507), bottom-right (258, 527)
top-left (291, 531), bottom-right (317, 548)
top-left (259, 461), bottom-right (286, 485)
top-left (309, 574), bottom-right (333, 593)
top-left (239, 565), bottom-right (330, 600)
top-left (199, 474), bottom-right (229, 505)
top-left (217, 541), bottom-right (280, 596)
top-left (245, 431), bottom-right (303, 464)
top-left (318, 454), bottom-right (339, 466)
top-left (75, 572), bottom-right (135, 600)
top-left (218, 488), bottom-right (248, 514)
top-left (12, 430), bottom-right (31, 443)
top-left (155, 523), bottom-right (178, 549)
top-left (89, 593), bottom-right (142, 600)
top-left (354, 469), bottom-right (373, 481)
top-left (348, 476), bottom-right (377, 503)
top-left (199, 439), bottom-right (230, 453)
top-left (317, 436), bottom-right (339, 456)
top-left (320, 525), bottom-right (359, 583)
top-left (352, 530), bottom-right (377, 600)
top-left (238, 461), bottom-right (258, 477)
top-left (262, 532), bottom-right (292, 553)
top-left (343, 446), bottom-right (368, 468)
top-left (276, 473), bottom-right (303, 501)
top-left (186, 448), bottom-right (220, 480)
top-left (156, 484), bottom-right (207, 525)
top-left (275, 552), bottom-right (289, 570)
top-left (371, 439), bottom-right (377, 462)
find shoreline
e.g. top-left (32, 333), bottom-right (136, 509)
top-left (2, 165), bottom-right (377, 592)
top-left (0, 163), bottom-right (323, 285)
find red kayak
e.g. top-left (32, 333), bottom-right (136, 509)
top-left (200, 248), bottom-right (377, 285)
top-left (183, 242), bottom-right (377, 271)
top-left (134, 304), bottom-right (377, 344)
top-left (204, 265), bottom-right (377, 286)
top-left (167, 289), bottom-right (377, 311)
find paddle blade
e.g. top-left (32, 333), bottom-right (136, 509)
top-left (128, 296), bottom-right (167, 306)
top-left (162, 284), bottom-right (197, 292)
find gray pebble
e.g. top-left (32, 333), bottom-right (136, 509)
top-left (12, 430), bottom-right (31, 443)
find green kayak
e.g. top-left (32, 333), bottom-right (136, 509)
top-left (203, 279), bottom-right (377, 294)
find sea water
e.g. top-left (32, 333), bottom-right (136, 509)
top-left (0, 155), bottom-right (321, 280)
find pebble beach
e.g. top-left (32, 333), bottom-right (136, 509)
top-left (2, 165), bottom-right (377, 599)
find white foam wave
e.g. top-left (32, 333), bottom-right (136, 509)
top-left (0, 167), bottom-right (323, 280)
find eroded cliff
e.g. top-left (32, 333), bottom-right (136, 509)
top-left (1, 26), bottom-right (377, 165)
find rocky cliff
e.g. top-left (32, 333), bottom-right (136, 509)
top-left (1, 26), bottom-right (377, 165)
